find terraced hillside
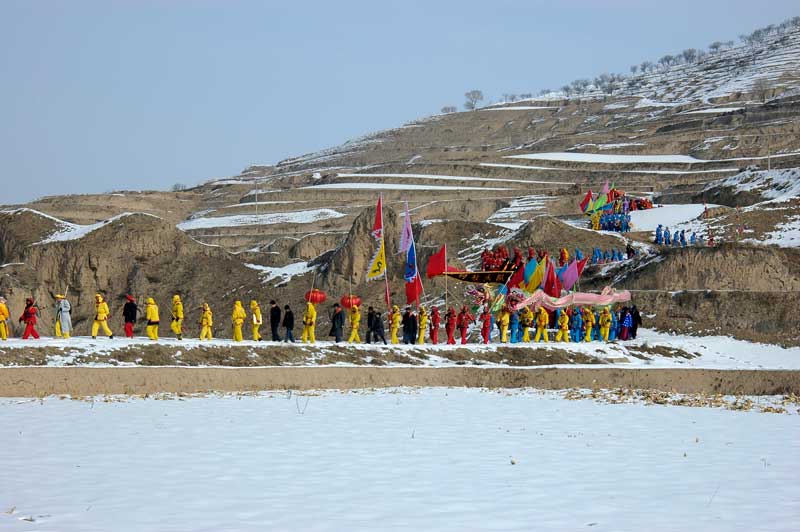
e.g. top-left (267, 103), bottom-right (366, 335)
top-left (1, 21), bottom-right (799, 344)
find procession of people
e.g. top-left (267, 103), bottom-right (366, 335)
top-left (0, 291), bottom-right (643, 346)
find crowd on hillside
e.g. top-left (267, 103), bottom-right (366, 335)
top-left (584, 190), bottom-right (653, 233)
top-left (0, 293), bottom-right (643, 347)
top-left (655, 225), bottom-right (714, 247)
top-left (480, 244), bottom-right (637, 272)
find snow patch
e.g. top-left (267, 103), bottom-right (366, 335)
top-left (245, 261), bottom-right (314, 286)
top-left (177, 210), bottom-right (346, 231)
top-left (508, 152), bottom-right (706, 164)
top-left (302, 183), bottom-right (512, 192)
top-left (628, 204), bottom-right (710, 232)
top-left (38, 213), bottom-right (162, 244)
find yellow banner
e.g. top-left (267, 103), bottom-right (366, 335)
top-left (366, 239), bottom-right (386, 281)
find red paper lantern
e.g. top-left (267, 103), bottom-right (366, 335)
top-left (340, 294), bottom-right (362, 309)
top-left (304, 289), bottom-right (327, 304)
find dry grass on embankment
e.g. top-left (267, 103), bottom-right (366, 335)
top-left (1, 367), bottom-right (798, 398)
top-left (0, 343), bottom-right (617, 367)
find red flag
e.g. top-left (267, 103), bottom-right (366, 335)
top-left (543, 260), bottom-right (562, 297)
top-left (405, 274), bottom-right (423, 305)
top-left (576, 257), bottom-right (589, 276)
top-left (372, 196), bottom-right (383, 238)
top-left (426, 245), bottom-right (446, 278)
top-left (579, 190), bottom-right (593, 212)
top-left (507, 264), bottom-right (525, 289)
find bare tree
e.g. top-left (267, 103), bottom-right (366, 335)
top-left (464, 90), bottom-right (484, 110)
top-left (709, 41), bottom-right (723, 53)
top-left (791, 16), bottom-right (800, 28)
top-left (640, 60), bottom-right (654, 72)
top-left (752, 78), bottom-right (771, 103)
top-left (681, 48), bottom-right (698, 63)
top-left (561, 85), bottom-right (574, 96)
top-left (629, 65), bottom-right (638, 74)
top-left (724, 40), bottom-right (734, 48)
top-left (519, 93), bottom-right (532, 99)
top-left (440, 106), bottom-right (457, 114)
top-left (171, 183), bottom-right (188, 192)
top-left (658, 55), bottom-right (673, 69)
top-left (538, 88), bottom-right (550, 96)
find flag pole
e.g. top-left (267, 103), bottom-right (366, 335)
top-left (444, 244), bottom-right (448, 312)
top-left (381, 193), bottom-right (391, 313)
top-left (413, 237), bottom-right (425, 307)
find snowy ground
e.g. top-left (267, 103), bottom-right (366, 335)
top-left (628, 204), bottom-right (709, 232)
top-left (1, 388), bottom-right (798, 531)
top-left (176, 209), bottom-right (346, 230)
top-left (480, 162), bottom-right (737, 175)
top-left (507, 152), bottom-right (705, 164)
top-left (2, 328), bottom-right (799, 369)
top-left (301, 183), bottom-right (512, 191)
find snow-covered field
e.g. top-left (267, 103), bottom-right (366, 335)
top-left (480, 162), bottom-right (737, 175)
top-left (301, 183), bottom-right (512, 191)
top-left (336, 172), bottom-right (569, 186)
top-left (628, 204), bottom-right (709, 232)
top-left (507, 152), bottom-right (705, 164)
top-left (480, 105), bottom-right (559, 111)
top-left (1, 388), bottom-right (798, 531)
top-left (176, 209), bottom-right (346, 230)
top-left (2, 328), bottom-right (799, 369)
top-left (681, 107), bottom-right (744, 114)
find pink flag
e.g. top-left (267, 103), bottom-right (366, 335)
top-left (601, 180), bottom-right (610, 195)
top-left (398, 202), bottom-right (413, 254)
top-left (561, 260), bottom-right (580, 291)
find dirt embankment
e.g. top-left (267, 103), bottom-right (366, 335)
top-left (1, 367), bottom-right (798, 397)
top-left (629, 290), bottom-right (800, 347)
top-left (0, 213), bottom-right (264, 339)
top-left (620, 244), bottom-right (800, 292)
top-left (0, 343), bottom-right (611, 368)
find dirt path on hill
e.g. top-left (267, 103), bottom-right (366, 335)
top-left (1, 367), bottom-right (797, 397)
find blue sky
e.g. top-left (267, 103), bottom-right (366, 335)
top-left (1, 0), bottom-right (797, 203)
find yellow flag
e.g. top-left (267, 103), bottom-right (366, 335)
top-left (366, 238), bottom-right (386, 281)
top-left (525, 260), bottom-right (545, 292)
